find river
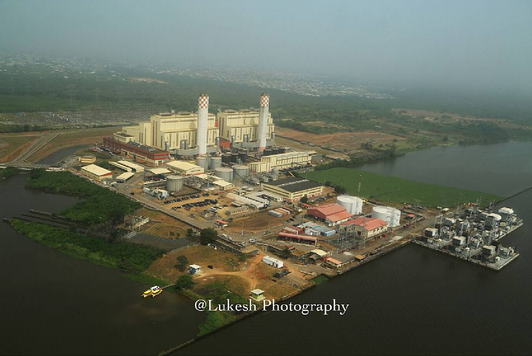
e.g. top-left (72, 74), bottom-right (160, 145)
top-left (0, 175), bottom-right (205, 355)
top-left (178, 141), bottom-right (532, 355)
top-left (37, 145), bottom-right (90, 165)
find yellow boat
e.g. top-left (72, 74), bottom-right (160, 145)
top-left (142, 286), bottom-right (162, 298)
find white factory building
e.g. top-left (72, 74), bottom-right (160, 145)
top-left (218, 109), bottom-right (274, 145)
top-left (166, 161), bottom-right (204, 176)
top-left (249, 151), bottom-right (315, 173)
top-left (121, 94), bottom-right (218, 154)
top-left (116, 93), bottom-right (275, 155)
top-left (81, 164), bottom-right (113, 181)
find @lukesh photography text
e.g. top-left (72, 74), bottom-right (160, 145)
top-left (195, 298), bottom-right (350, 316)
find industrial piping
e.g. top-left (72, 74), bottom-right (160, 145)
top-left (258, 93), bottom-right (269, 152)
top-left (197, 93), bottom-right (209, 155)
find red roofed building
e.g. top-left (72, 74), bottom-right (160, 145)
top-left (307, 203), bottom-right (353, 226)
top-left (340, 216), bottom-right (388, 239)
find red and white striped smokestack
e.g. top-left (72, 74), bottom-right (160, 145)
top-left (258, 93), bottom-right (269, 152)
top-left (197, 93), bottom-right (209, 155)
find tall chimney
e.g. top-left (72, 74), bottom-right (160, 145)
top-left (258, 93), bottom-right (269, 152)
top-left (197, 93), bottom-right (209, 155)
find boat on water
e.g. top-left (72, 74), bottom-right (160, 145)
top-left (142, 286), bottom-right (162, 298)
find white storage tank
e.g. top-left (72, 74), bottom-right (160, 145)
top-left (209, 156), bottom-right (222, 170)
top-left (215, 167), bottom-right (233, 182)
top-left (336, 195), bottom-right (363, 215)
top-left (372, 206), bottom-right (401, 227)
top-left (166, 175), bottom-right (183, 192)
top-left (233, 165), bottom-right (250, 180)
top-left (195, 156), bottom-right (209, 170)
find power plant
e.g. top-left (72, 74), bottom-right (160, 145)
top-left (114, 93), bottom-right (275, 157)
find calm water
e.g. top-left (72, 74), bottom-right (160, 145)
top-left (354, 141), bottom-right (532, 197)
top-left (38, 145), bottom-right (89, 165)
top-left (179, 141), bottom-right (532, 355)
top-left (0, 175), bottom-right (205, 355)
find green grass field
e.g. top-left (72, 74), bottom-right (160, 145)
top-left (0, 135), bottom-right (38, 159)
top-left (304, 168), bottom-right (503, 208)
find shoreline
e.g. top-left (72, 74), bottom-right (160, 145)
top-left (158, 237), bottom-right (414, 355)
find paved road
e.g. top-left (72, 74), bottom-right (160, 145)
top-left (12, 133), bottom-right (60, 164)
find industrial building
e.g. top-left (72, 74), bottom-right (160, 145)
top-left (78, 155), bottom-right (96, 164)
top-left (166, 161), bottom-right (204, 176)
top-left (249, 151), bottom-right (314, 173)
top-left (217, 109), bottom-right (274, 146)
top-left (307, 203), bottom-right (353, 226)
top-left (213, 180), bottom-right (234, 191)
top-left (103, 136), bottom-right (169, 167)
top-left (261, 177), bottom-right (323, 202)
top-left (112, 93), bottom-right (276, 155)
top-left (117, 160), bottom-right (144, 173)
top-left (81, 164), bottom-right (113, 181)
top-left (116, 172), bottom-right (135, 182)
top-left (120, 94), bottom-right (219, 155)
top-left (278, 232), bottom-right (318, 245)
top-left (340, 217), bottom-right (388, 239)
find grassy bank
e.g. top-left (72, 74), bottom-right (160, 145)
top-left (198, 311), bottom-right (237, 337)
top-left (26, 169), bottom-right (140, 224)
top-left (0, 167), bottom-right (19, 179)
top-left (10, 220), bottom-right (162, 273)
top-left (305, 168), bottom-right (503, 207)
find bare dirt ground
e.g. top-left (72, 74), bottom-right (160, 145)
top-left (225, 210), bottom-right (292, 234)
top-left (276, 127), bottom-right (407, 154)
top-left (148, 246), bottom-right (301, 300)
top-left (395, 108), bottom-right (527, 130)
top-left (135, 208), bottom-right (191, 239)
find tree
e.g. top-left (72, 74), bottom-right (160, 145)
top-left (186, 228), bottom-right (195, 237)
top-left (175, 255), bottom-right (189, 272)
top-left (200, 228), bottom-right (218, 245)
top-left (175, 274), bottom-right (195, 290)
top-left (300, 195), bottom-right (309, 204)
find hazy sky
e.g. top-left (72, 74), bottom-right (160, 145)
top-left (1, 0), bottom-right (531, 92)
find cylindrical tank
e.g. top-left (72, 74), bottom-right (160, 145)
top-left (209, 156), bottom-right (222, 170)
top-left (233, 165), bottom-right (249, 180)
top-left (238, 151), bottom-right (247, 163)
top-left (372, 206), bottom-right (401, 227)
top-left (195, 156), bottom-right (208, 170)
top-left (337, 195), bottom-right (363, 215)
top-left (180, 140), bottom-right (188, 150)
top-left (222, 154), bottom-right (232, 164)
top-left (214, 167), bottom-right (233, 182)
top-left (243, 134), bottom-right (249, 143)
top-left (231, 152), bottom-right (239, 163)
top-left (166, 175), bottom-right (183, 192)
